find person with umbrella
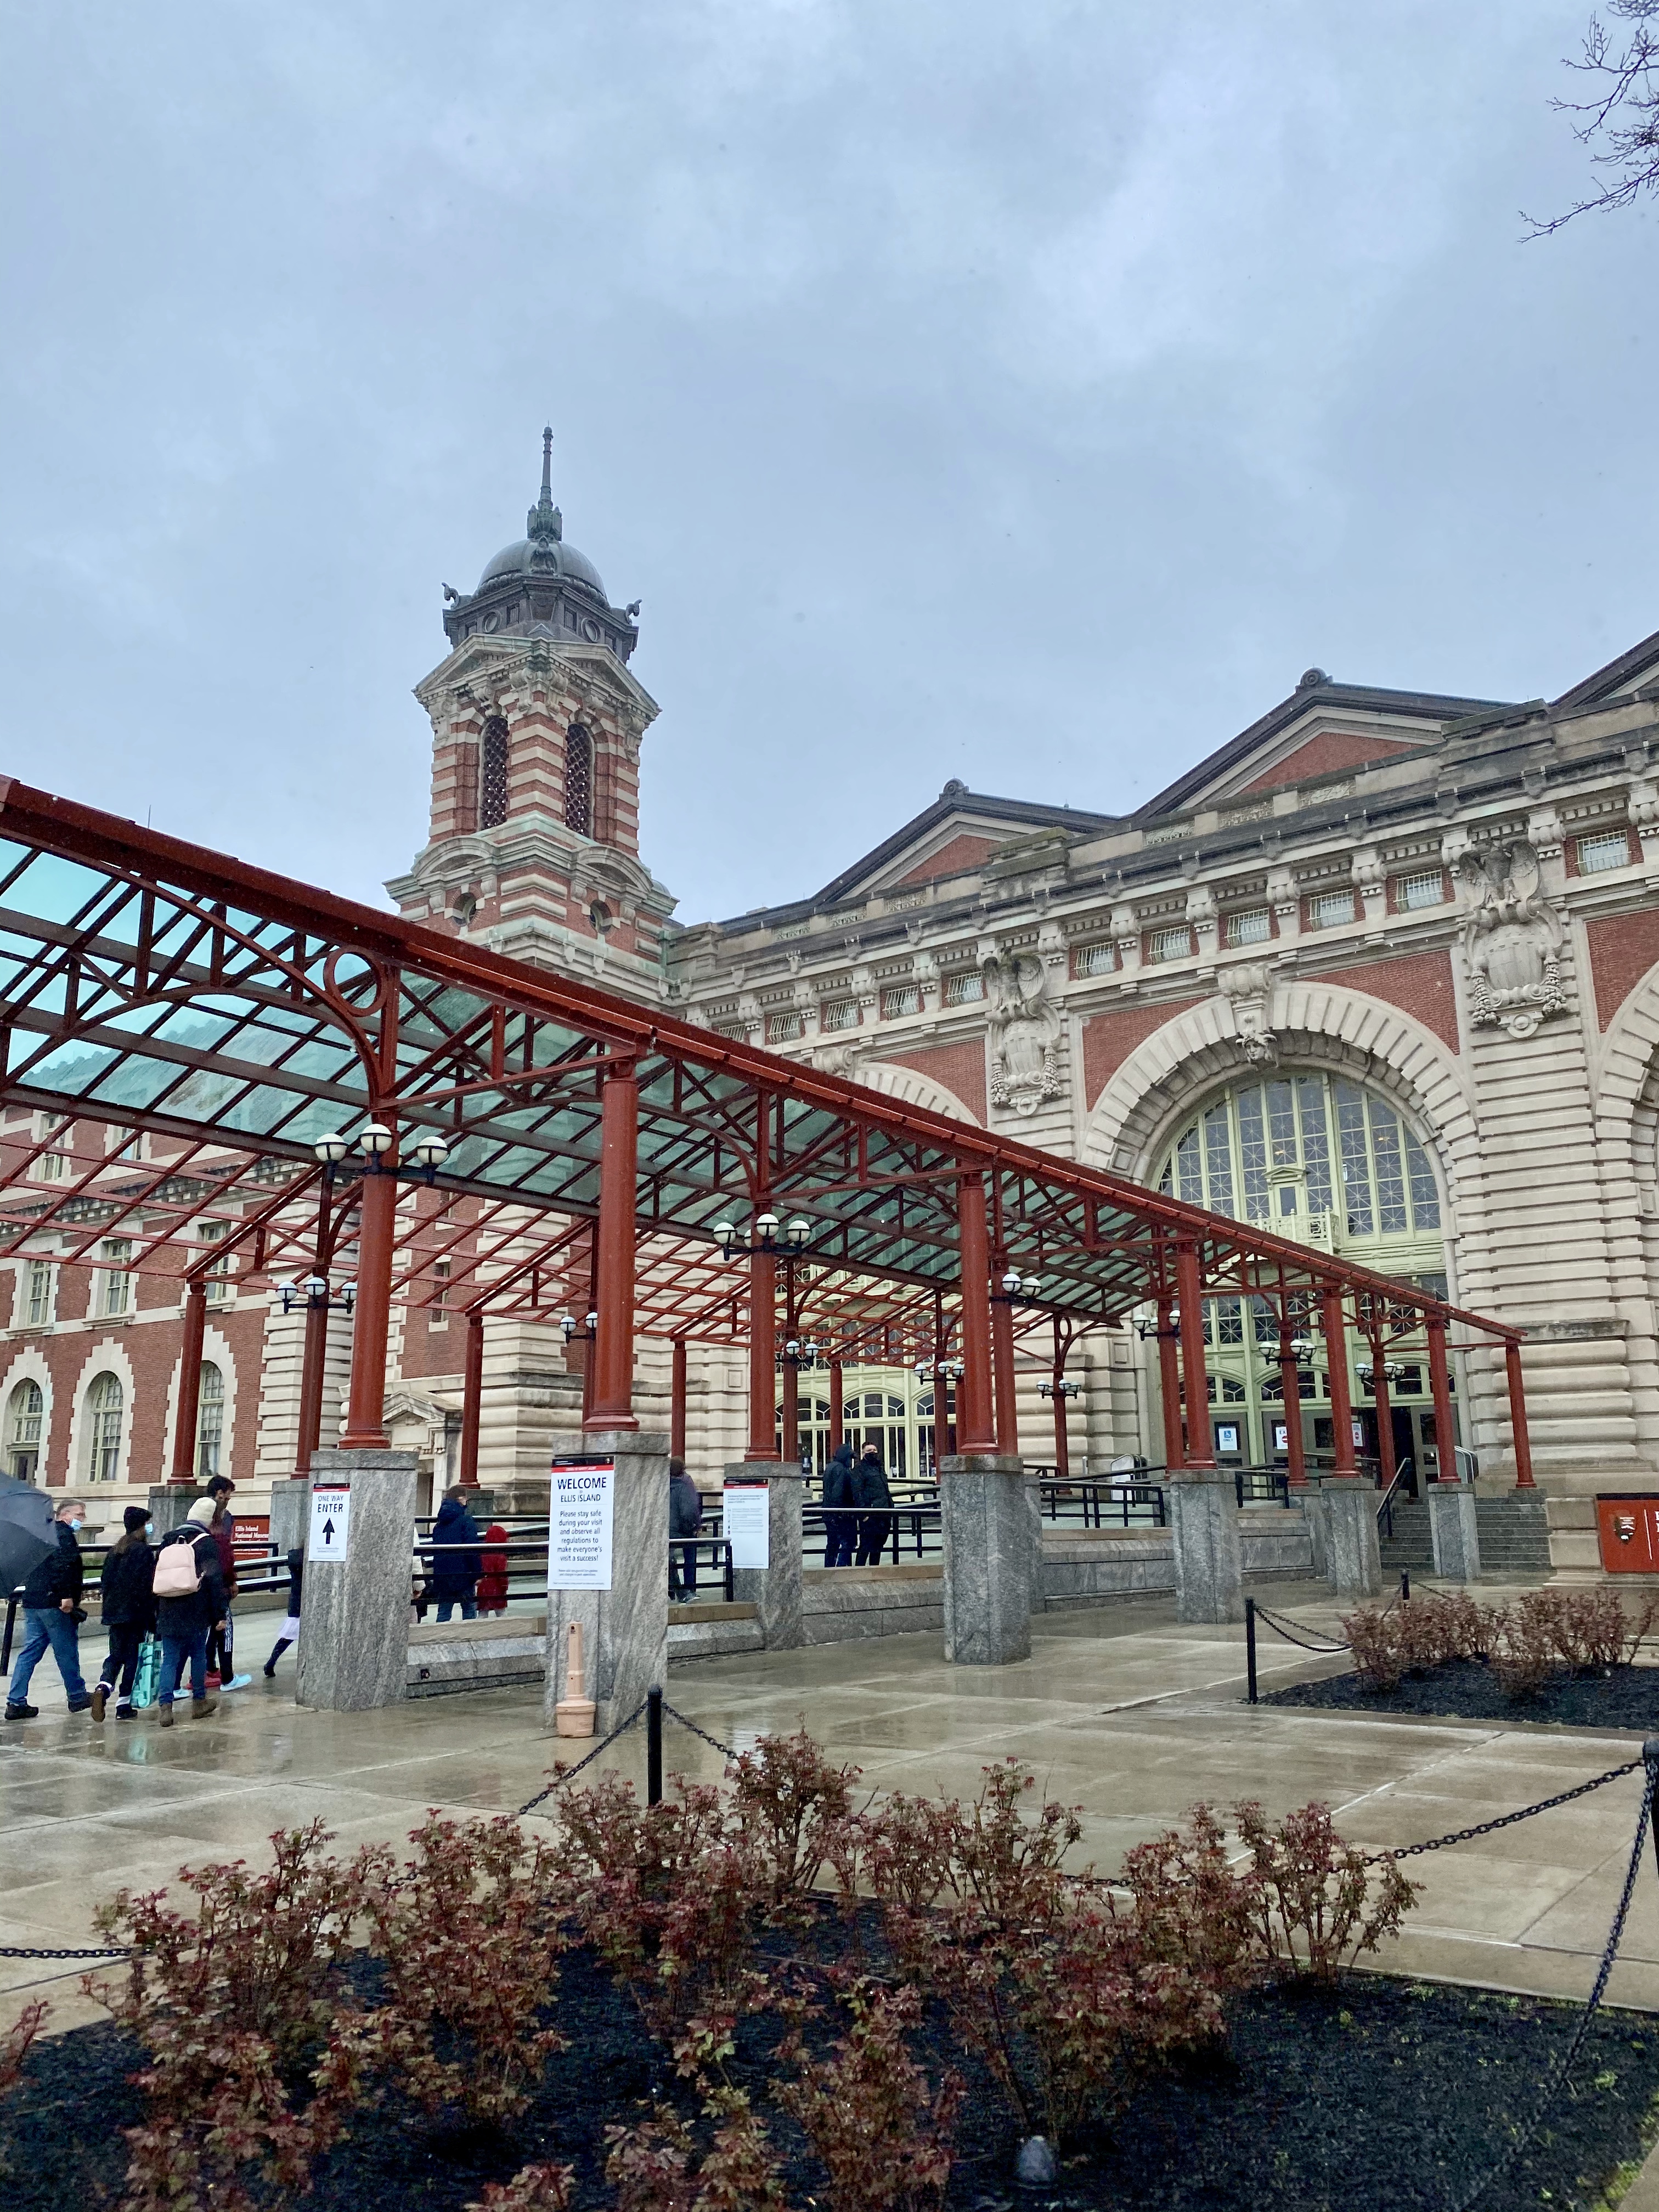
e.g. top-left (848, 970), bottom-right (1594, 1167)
top-left (5, 1494), bottom-right (91, 1719)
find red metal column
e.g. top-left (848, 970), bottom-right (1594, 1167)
top-left (170, 1277), bottom-right (207, 1483)
top-left (991, 1273), bottom-right (1019, 1457)
top-left (957, 1173), bottom-right (996, 1454)
top-left (1370, 1332), bottom-right (1396, 1492)
top-left (828, 1358), bottom-right (844, 1453)
top-left (781, 1353), bottom-right (800, 1465)
top-left (670, 1338), bottom-right (688, 1462)
top-left (585, 1062), bottom-right (639, 1433)
top-left (1278, 1321), bottom-right (1307, 1489)
top-left (1322, 1286), bottom-right (1357, 1478)
top-left (1051, 1319), bottom-right (1070, 1479)
top-left (296, 1293), bottom-right (329, 1475)
top-left (1175, 1242), bottom-right (1215, 1469)
top-left (1506, 1339), bottom-right (1537, 1490)
top-left (1157, 1295), bottom-right (1183, 1470)
top-left (1427, 1317), bottom-right (1456, 1483)
top-left (746, 1230), bottom-right (777, 1460)
top-left (460, 1310), bottom-right (484, 1487)
top-left (341, 1151), bottom-right (398, 1451)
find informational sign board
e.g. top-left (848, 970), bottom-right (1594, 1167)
top-left (309, 1485), bottom-right (351, 1560)
top-left (1215, 1423), bottom-right (1240, 1457)
top-left (1596, 1493), bottom-right (1659, 1574)
top-left (723, 1482), bottom-right (770, 1571)
top-left (549, 1460), bottom-right (616, 1590)
top-left (1272, 1422), bottom-right (1290, 1454)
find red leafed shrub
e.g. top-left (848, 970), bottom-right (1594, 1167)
top-left (1, 1997), bottom-right (46, 2100)
top-left (466, 2162), bottom-right (577, 2211)
top-left (356, 1812), bottom-right (568, 2124)
top-left (606, 2088), bottom-right (789, 2212)
top-left (1232, 1799), bottom-right (1419, 1982)
top-left (84, 1820), bottom-right (382, 2211)
top-left (1117, 1803), bottom-right (1259, 1989)
top-left (727, 1725), bottom-right (861, 1909)
top-left (552, 1771), bottom-right (772, 2078)
top-left (776, 1978), bottom-right (961, 2212)
top-left (1344, 1590), bottom-right (1491, 1689)
top-left (1346, 1585), bottom-right (1659, 1695)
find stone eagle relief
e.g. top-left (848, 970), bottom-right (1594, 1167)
top-left (1455, 838), bottom-right (1565, 1040)
top-left (984, 951), bottom-right (1063, 1115)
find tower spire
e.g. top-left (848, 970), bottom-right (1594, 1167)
top-left (527, 425), bottom-right (562, 544)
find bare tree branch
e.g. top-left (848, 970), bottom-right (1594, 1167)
top-left (1525, 0), bottom-right (1659, 235)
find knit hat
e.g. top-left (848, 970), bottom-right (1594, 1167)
top-left (122, 1505), bottom-right (150, 1531)
top-left (187, 1497), bottom-right (217, 1528)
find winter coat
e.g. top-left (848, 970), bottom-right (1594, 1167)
top-left (853, 1455), bottom-right (894, 1511)
top-left (821, 1444), bottom-right (857, 1514)
top-left (477, 1524), bottom-right (511, 1612)
top-left (430, 1496), bottom-right (482, 1598)
top-left (668, 1471), bottom-right (704, 1540)
top-left (208, 1509), bottom-right (238, 1598)
top-left (99, 1537), bottom-right (156, 1630)
top-left (20, 1521), bottom-right (84, 1610)
top-left (285, 1548), bottom-right (304, 1618)
top-left (153, 1528), bottom-right (228, 1641)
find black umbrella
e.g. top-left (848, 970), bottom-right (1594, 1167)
top-left (0, 1476), bottom-right (57, 1596)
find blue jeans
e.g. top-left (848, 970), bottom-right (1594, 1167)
top-left (158, 1629), bottom-right (209, 1707)
top-left (823, 1515), bottom-right (856, 1568)
top-left (9, 1606), bottom-right (88, 1707)
top-left (436, 1596), bottom-right (477, 1623)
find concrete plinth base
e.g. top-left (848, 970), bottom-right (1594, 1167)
top-left (725, 1462), bottom-right (804, 1650)
top-left (1297, 1481), bottom-right (1329, 1580)
top-left (1323, 1477), bottom-right (1384, 1599)
top-left (1427, 1482), bottom-right (1481, 1582)
top-left (941, 1454), bottom-right (1031, 1665)
top-left (146, 1485), bottom-right (200, 1537)
top-left (543, 1429), bottom-right (669, 1735)
top-left (268, 1477), bottom-right (311, 1562)
top-left (295, 1449), bottom-right (419, 1713)
top-left (1168, 1472), bottom-right (1244, 1624)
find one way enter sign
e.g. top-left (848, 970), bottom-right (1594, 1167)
top-left (309, 1485), bottom-right (352, 1561)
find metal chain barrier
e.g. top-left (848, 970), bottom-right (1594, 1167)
top-left (1250, 1599), bottom-right (1351, 1655)
top-left (662, 1700), bottom-right (738, 1762)
top-left (1373, 1756), bottom-right (1644, 1863)
top-left (0, 1940), bottom-right (132, 1961)
top-left (515, 1697), bottom-right (648, 1818)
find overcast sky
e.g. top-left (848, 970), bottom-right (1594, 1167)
top-left (2, 3), bottom-right (1652, 926)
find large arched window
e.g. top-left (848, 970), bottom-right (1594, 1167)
top-left (197, 1361), bottom-right (224, 1479)
top-left (479, 715), bottom-right (510, 829)
top-left (85, 1372), bottom-right (123, 1483)
top-left (6, 1379), bottom-right (42, 1480)
top-left (565, 724), bottom-right (592, 837)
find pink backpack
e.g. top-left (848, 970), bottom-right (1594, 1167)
top-left (153, 1533), bottom-right (205, 1598)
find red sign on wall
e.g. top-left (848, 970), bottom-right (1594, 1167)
top-left (1596, 1494), bottom-right (1659, 1573)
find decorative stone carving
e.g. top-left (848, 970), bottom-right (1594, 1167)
top-left (1185, 885), bottom-right (1217, 954)
top-left (984, 950), bottom-right (1063, 1115)
top-left (1350, 847), bottom-right (1386, 917)
top-left (1218, 963), bottom-right (1278, 1066)
top-left (1628, 780), bottom-right (1659, 860)
top-left (1456, 839), bottom-right (1565, 1040)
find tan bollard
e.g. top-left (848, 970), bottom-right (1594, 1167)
top-left (554, 1620), bottom-right (596, 1737)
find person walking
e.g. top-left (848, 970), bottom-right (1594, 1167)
top-left (821, 1440), bottom-right (857, 1568)
top-left (853, 1442), bottom-right (895, 1567)
top-left (262, 1548), bottom-right (303, 1677)
top-left (91, 1505), bottom-right (156, 1721)
top-left (152, 1498), bottom-right (227, 1725)
top-left (477, 1521), bottom-right (511, 1616)
top-left (5, 1497), bottom-right (92, 1719)
top-left (668, 1458), bottom-right (702, 1600)
top-left (202, 1476), bottom-right (250, 1691)
top-left (430, 1485), bottom-right (483, 1622)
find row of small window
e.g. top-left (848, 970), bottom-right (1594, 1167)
top-left (762, 972), bottom-right (988, 1041)
top-left (5, 1363), bottom-right (227, 1484)
top-left (1194, 1364), bottom-right (1445, 1406)
top-left (14, 1231), bottom-right (233, 1328)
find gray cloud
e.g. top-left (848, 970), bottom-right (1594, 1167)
top-left (0, 1), bottom-right (1647, 922)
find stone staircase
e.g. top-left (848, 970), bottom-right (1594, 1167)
top-left (1378, 1498), bottom-right (1432, 1573)
top-left (1376, 1493), bottom-right (1553, 1580)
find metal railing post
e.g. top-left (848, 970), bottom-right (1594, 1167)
top-left (1, 1590), bottom-right (18, 1674)
top-left (647, 1684), bottom-right (663, 1805)
top-left (1245, 1597), bottom-right (1258, 1706)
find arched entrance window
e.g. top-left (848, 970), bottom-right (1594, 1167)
top-left (197, 1361), bottom-right (224, 1480)
top-left (1154, 1073), bottom-right (1451, 1482)
top-left (777, 1368), bottom-right (926, 1482)
top-left (6, 1379), bottom-right (42, 1480)
top-left (84, 1372), bottom-right (124, 1483)
top-left (479, 716), bottom-right (510, 829)
top-left (565, 724), bottom-right (592, 837)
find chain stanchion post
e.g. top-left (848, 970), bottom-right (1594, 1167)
top-left (647, 1683), bottom-right (664, 1806)
top-left (1245, 1596), bottom-right (1258, 1705)
top-left (1401, 1569), bottom-right (1410, 1602)
top-left (1, 1590), bottom-right (18, 1674)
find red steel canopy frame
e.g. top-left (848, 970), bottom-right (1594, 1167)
top-left (0, 779), bottom-right (1532, 1486)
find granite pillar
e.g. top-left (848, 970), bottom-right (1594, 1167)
top-left (268, 1476), bottom-right (311, 1563)
top-left (294, 1448), bottom-right (418, 1713)
top-left (1169, 1472), bottom-right (1244, 1624)
top-left (1427, 1482), bottom-right (1482, 1583)
top-left (146, 1485), bottom-right (199, 1537)
top-left (543, 1429), bottom-right (669, 1736)
top-left (941, 1454), bottom-right (1031, 1666)
top-left (1322, 1476), bottom-right (1384, 1599)
top-left (1300, 1478), bottom-right (1330, 1581)
top-left (726, 1460), bottom-right (804, 1650)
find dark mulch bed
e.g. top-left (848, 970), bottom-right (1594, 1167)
top-left (1266, 1654), bottom-right (1659, 1729)
top-left (6, 1911), bottom-right (1659, 2212)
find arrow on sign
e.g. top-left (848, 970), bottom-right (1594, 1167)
top-left (321, 1519), bottom-right (337, 1547)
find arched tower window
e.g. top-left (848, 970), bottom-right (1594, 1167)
top-left (479, 716), bottom-right (510, 830)
top-left (565, 724), bottom-right (592, 837)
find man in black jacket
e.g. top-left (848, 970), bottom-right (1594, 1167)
top-left (5, 1498), bottom-right (91, 1719)
top-left (853, 1444), bottom-right (895, 1567)
top-left (91, 1505), bottom-right (157, 1721)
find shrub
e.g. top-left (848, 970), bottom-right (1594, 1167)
top-left (85, 1821), bottom-right (381, 2211)
top-left (606, 2089), bottom-right (789, 2212)
top-left (1, 1997), bottom-right (46, 2099)
top-left (466, 2163), bottom-right (577, 2211)
top-left (1343, 1590), bottom-right (1491, 1688)
top-left (1232, 1799), bottom-right (1419, 1982)
top-left (775, 1979), bottom-right (961, 2212)
top-left (357, 1812), bottom-right (568, 2125)
top-left (728, 1726), bottom-right (861, 1910)
top-left (1117, 1803), bottom-right (1258, 1989)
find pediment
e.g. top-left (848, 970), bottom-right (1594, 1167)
top-left (808, 789), bottom-right (1122, 909)
top-left (1553, 628), bottom-right (1659, 713)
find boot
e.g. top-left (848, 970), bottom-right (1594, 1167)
top-left (159, 1704), bottom-right (175, 1728)
top-left (115, 1702), bottom-right (136, 1719)
top-left (4, 1702), bottom-right (38, 1720)
top-left (90, 1684), bottom-right (108, 1722)
top-left (190, 1696), bottom-right (218, 1719)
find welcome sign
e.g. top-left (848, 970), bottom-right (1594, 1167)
top-left (548, 1459), bottom-right (616, 1590)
